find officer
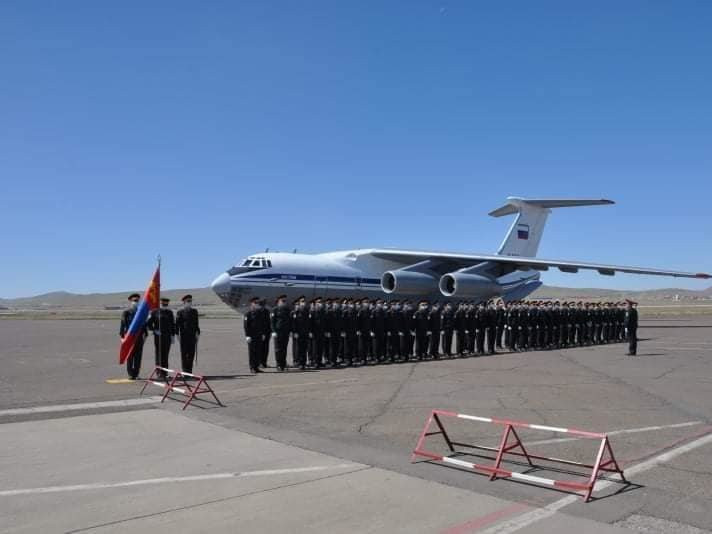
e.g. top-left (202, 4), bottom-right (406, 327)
top-left (455, 302), bottom-right (467, 356)
top-left (465, 303), bottom-right (476, 354)
top-left (342, 299), bottom-right (358, 366)
top-left (326, 299), bottom-right (341, 366)
top-left (270, 295), bottom-right (291, 372)
top-left (472, 302), bottom-right (484, 355)
top-left (120, 293), bottom-right (147, 380)
top-left (370, 299), bottom-right (386, 362)
top-left (624, 300), bottom-right (639, 355)
top-left (357, 299), bottom-right (372, 364)
top-left (244, 297), bottom-right (263, 373)
top-left (495, 300), bottom-right (505, 349)
top-left (258, 299), bottom-right (272, 367)
top-left (308, 297), bottom-right (326, 368)
top-left (441, 302), bottom-right (455, 357)
top-left (428, 302), bottom-right (441, 358)
top-left (175, 294), bottom-right (200, 374)
top-left (147, 297), bottom-right (175, 378)
top-left (385, 301), bottom-right (400, 362)
top-left (403, 300), bottom-right (416, 360)
top-left (484, 301), bottom-right (496, 355)
top-left (413, 301), bottom-right (430, 360)
top-left (291, 297), bottom-right (310, 370)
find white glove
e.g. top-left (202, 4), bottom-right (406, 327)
top-left (294, 333), bottom-right (299, 339)
top-left (246, 336), bottom-right (252, 343)
top-left (326, 332), bottom-right (331, 338)
top-left (427, 331), bottom-right (432, 336)
top-left (309, 333), bottom-right (313, 338)
top-left (370, 332), bottom-right (375, 337)
top-left (340, 332), bottom-right (346, 338)
top-left (271, 332), bottom-right (277, 338)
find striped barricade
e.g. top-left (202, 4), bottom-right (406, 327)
top-left (140, 367), bottom-right (223, 410)
top-left (411, 409), bottom-right (626, 502)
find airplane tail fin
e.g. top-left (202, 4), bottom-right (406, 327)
top-left (490, 197), bottom-right (614, 257)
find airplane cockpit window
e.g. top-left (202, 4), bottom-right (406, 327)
top-left (227, 257), bottom-right (271, 275)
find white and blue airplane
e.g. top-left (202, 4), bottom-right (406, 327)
top-left (210, 197), bottom-right (710, 310)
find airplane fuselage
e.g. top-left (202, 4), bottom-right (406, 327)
top-left (211, 250), bottom-right (541, 311)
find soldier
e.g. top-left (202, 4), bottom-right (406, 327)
top-left (403, 300), bottom-right (416, 360)
top-left (326, 299), bottom-right (341, 366)
top-left (413, 301), bottom-right (430, 360)
top-left (270, 295), bottom-right (291, 372)
top-left (357, 299), bottom-right (372, 364)
top-left (624, 300), bottom-right (638, 355)
top-left (484, 301), bottom-right (496, 355)
top-left (386, 301), bottom-right (401, 362)
top-left (244, 297), bottom-right (263, 373)
top-left (454, 302), bottom-right (467, 356)
top-left (370, 299), bottom-right (386, 362)
top-left (308, 297), bottom-right (326, 368)
top-left (120, 293), bottom-right (147, 380)
top-left (428, 302), bottom-right (441, 359)
top-left (175, 294), bottom-right (200, 374)
top-left (147, 296), bottom-right (175, 378)
top-left (495, 300), bottom-right (505, 349)
top-left (342, 299), bottom-right (358, 366)
top-left (291, 297), bottom-right (310, 370)
top-left (258, 299), bottom-right (271, 367)
top-left (441, 302), bottom-right (455, 357)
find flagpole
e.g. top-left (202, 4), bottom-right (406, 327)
top-left (157, 254), bottom-right (162, 378)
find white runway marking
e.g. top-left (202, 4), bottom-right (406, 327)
top-left (0, 397), bottom-right (162, 417)
top-left (478, 430), bottom-right (712, 534)
top-left (0, 464), bottom-right (361, 497)
top-left (525, 421), bottom-right (702, 447)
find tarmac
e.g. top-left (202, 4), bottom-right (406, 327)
top-left (1, 316), bottom-right (712, 533)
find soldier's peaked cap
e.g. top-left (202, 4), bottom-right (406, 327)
top-left (128, 293), bottom-right (140, 300)
top-left (160, 297), bottom-right (170, 302)
top-left (181, 294), bottom-right (193, 302)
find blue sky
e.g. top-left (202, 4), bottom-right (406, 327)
top-left (1, 1), bottom-right (710, 298)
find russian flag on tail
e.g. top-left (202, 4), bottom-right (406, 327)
top-left (119, 266), bottom-right (160, 364)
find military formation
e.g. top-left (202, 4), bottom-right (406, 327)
top-left (243, 295), bottom-right (640, 373)
top-left (119, 293), bottom-right (201, 380)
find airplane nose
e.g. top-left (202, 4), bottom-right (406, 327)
top-left (211, 272), bottom-right (231, 296)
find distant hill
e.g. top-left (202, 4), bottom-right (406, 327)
top-left (1, 284), bottom-right (710, 309)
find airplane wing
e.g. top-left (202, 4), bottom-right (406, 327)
top-left (368, 249), bottom-right (711, 279)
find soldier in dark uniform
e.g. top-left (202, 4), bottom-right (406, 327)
top-left (473, 302), bottom-right (485, 355)
top-left (357, 299), bottom-right (372, 364)
top-left (484, 301), bottom-right (496, 355)
top-left (291, 297), bottom-right (310, 370)
top-left (464, 303), bottom-right (475, 354)
top-left (326, 299), bottom-right (340, 366)
top-left (624, 300), bottom-right (638, 355)
top-left (385, 301), bottom-right (400, 362)
top-left (147, 297), bottom-right (175, 378)
top-left (441, 302), bottom-right (455, 357)
top-left (370, 299), bottom-right (386, 362)
top-left (175, 294), bottom-right (200, 374)
top-left (403, 300), bottom-right (415, 360)
top-left (258, 299), bottom-right (271, 367)
top-left (308, 297), bottom-right (326, 368)
top-left (342, 299), bottom-right (358, 366)
top-left (428, 302), bottom-right (441, 358)
top-left (270, 295), bottom-right (291, 372)
top-left (120, 293), bottom-right (147, 380)
top-left (244, 297), bottom-right (263, 373)
top-left (495, 301), bottom-right (505, 349)
top-left (413, 301), bottom-right (430, 360)
top-left (455, 302), bottom-right (467, 356)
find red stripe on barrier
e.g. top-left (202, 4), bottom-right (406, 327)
top-left (435, 409), bottom-right (458, 417)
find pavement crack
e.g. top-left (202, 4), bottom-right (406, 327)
top-left (64, 466), bottom-right (373, 533)
top-left (358, 363), bottom-right (417, 434)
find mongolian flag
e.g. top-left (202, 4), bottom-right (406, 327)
top-left (119, 266), bottom-right (160, 364)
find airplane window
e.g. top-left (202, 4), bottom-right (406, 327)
top-left (241, 260), bottom-right (251, 267)
top-left (267, 260), bottom-right (272, 268)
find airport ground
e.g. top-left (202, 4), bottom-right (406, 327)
top-left (2, 315), bottom-right (712, 533)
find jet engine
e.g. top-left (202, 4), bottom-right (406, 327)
top-left (439, 272), bottom-right (500, 298)
top-left (381, 270), bottom-right (439, 295)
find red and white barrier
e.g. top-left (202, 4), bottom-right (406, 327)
top-left (411, 409), bottom-right (626, 502)
top-left (140, 367), bottom-right (223, 410)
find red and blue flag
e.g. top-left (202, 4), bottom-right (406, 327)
top-left (119, 266), bottom-right (160, 364)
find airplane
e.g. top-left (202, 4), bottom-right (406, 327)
top-left (210, 197), bottom-right (711, 311)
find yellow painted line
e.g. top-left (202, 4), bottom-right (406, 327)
top-left (105, 378), bottom-right (135, 384)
